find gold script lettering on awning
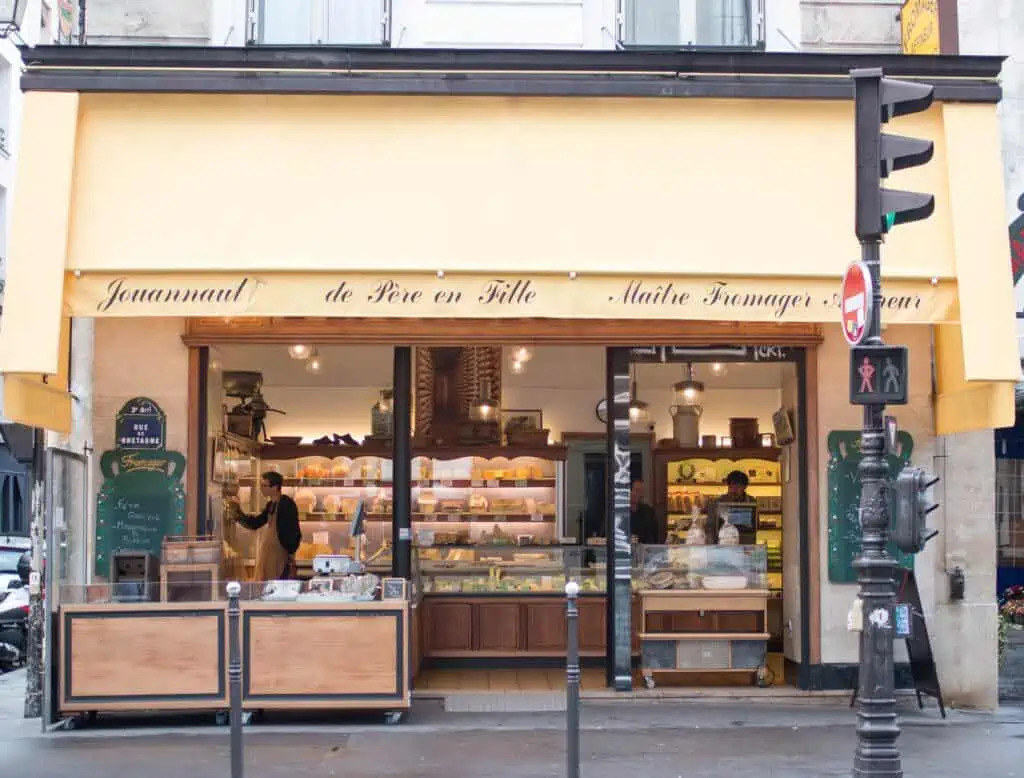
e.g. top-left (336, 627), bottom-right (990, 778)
top-left (66, 272), bottom-right (958, 324)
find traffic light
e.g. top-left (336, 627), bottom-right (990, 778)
top-left (852, 68), bottom-right (936, 241)
top-left (890, 466), bottom-right (940, 554)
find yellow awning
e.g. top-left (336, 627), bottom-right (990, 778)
top-left (0, 92), bottom-right (77, 432)
top-left (931, 104), bottom-right (1020, 434)
top-left (1, 317), bottom-right (72, 435)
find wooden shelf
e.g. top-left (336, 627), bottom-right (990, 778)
top-left (656, 446), bottom-right (781, 461)
top-left (260, 444), bottom-right (568, 462)
top-left (240, 477), bottom-right (556, 489)
top-left (639, 632), bottom-right (771, 641)
top-left (296, 512), bottom-right (555, 523)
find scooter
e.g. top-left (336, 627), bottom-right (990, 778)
top-left (0, 553), bottom-right (29, 671)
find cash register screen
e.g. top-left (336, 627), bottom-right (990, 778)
top-left (719, 503), bottom-right (756, 529)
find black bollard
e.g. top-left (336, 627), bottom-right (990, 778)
top-left (227, 581), bottom-right (244, 778)
top-left (565, 581), bottom-right (580, 778)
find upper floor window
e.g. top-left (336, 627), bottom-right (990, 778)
top-left (248, 0), bottom-right (763, 50)
top-left (621, 0), bottom-right (763, 49)
top-left (253, 0), bottom-right (389, 46)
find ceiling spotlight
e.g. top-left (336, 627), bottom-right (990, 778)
top-left (289, 344), bottom-right (311, 360)
top-left (512, 346), bottom-right (532, 364)
top-left (569, 271), bottom-right (577, 280)
top-left (709, 362), bottom-right (727, 377)
top-left (437, 270), bottom-right (445, 279)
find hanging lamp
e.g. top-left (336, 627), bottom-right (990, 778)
top-left (628, 363), bottom-right (649, 423)
top-left (672, 362), bottom-right (705, 405)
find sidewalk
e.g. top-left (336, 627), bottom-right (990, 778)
top-left (1, 665), bottom-right (1023, 777)
top-left (1000, 624), bottom-right (1024, 702)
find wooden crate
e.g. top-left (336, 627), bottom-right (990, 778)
top-left (162, 535), bottom-right (221, 565)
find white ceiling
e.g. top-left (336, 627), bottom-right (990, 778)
top-left (211, 345), bottom-right (788, 392)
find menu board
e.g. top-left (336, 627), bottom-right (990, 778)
top-left (95, 449), bottom-right (185, 577)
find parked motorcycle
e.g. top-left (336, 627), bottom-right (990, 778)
top-left (0, 552), bottom-right (30, 672)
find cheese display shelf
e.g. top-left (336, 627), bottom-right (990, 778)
top-left (635, 545), bottom-right (770, 688)
top-left (233, 446), bottom-right (567, 572)
top-left (653, 448), bottom-right (783, 591)
top-left (418, 544), bottom-right (609, 659)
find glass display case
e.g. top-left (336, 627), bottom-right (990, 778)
top-left (419, 543), bottom-right (606, 595)
top-left (237, 449), bottom-right (566, 574)
top-left (635, 544), bottom-right (768, 592)
top-left (655, 450), bottom-right (783, 593)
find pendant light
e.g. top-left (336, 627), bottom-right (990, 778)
top-left (673, 362), bottom-right (705, 405)
top-left (289, 344), bottom-right (312, 360)
top-left (512, 346), bottom-right (532, 364)
top-left (628, 363), bottom-right (649, 423)
top-left (305, 348), bottom-right (323, 375)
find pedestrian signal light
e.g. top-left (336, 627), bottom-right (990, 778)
top-left (891, 466), bottom-right (940, 554)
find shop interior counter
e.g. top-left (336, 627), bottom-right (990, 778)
top-left (634, 545), bottom-right (770, 688)
top-left (418, 544), bottom-right (612, 658)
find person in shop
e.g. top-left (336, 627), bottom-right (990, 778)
top-left (704, 470), bottom-right (757, 545)
top-left (631, 478), bottom-right (665, 545)
top-left (228, 471), bottom-right (302, 580)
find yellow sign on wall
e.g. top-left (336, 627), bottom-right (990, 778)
top-left (901, 0), bottom-right (940, 55)
top-left (64, 272), bottom-right (959, 325)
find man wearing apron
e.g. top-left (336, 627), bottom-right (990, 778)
top-left (230, 471), bottom-right (302, 580)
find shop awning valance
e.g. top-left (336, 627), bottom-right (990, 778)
top-left (0, 90), bottom-right (1017, 434)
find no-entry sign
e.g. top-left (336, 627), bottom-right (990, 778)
top-left (841, 262), bottom-right (874, 346)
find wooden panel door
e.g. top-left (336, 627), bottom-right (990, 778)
top-left (578, 599), bottom-right (606, 653)
top-left (525, 601), bottom-right (567, 653)
top-left (424, 601), bottom-right (474, 654)
top-left (477, 602), bottom-right (522, 652)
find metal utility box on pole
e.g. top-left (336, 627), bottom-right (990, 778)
top-left (849, 67), bottom-right (938, 778)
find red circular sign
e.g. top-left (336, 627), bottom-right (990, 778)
top-left (841, 262), bottom-right (874, 346)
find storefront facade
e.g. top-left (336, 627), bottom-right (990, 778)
top-left (0, 47), bottom-right (1017, 711)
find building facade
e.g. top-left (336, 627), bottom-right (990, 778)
top-left (0, 1), bottom-right (1017, 715)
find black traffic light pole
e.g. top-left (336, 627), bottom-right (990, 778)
top-left (851, 237), bottom-right (902, 778)
top-left (850, 67), bottom-right (935, 778)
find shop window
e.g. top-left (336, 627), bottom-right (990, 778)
top-left (620, 0), bottom-right (764, 49)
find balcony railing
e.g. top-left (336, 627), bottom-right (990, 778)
top-left (250, 0), bottom-right (389, 46)
top-left (620, 0), bottom-right (764, 49)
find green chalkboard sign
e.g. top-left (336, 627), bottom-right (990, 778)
top-left (827, 430), bottom-right (915, 583)
top-left (95, 449), bottom-right (186, 578)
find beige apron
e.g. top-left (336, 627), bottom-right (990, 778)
top-left (254, 502), bottom-right (290, 582)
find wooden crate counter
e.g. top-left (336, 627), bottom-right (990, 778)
top-left (60, 602), bottom-right (228, 715)
top-left (241, 599), bottom-right (410, 711)
top-left (638, 588), bottom-right (771, 688)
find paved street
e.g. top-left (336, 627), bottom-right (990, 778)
top-left (2, 667), bottom-right (1023, 777)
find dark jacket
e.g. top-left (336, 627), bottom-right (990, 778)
top-left (632, 502), bottom-right (664, 545)
top-left (238, 495), bottom-right (302, 554)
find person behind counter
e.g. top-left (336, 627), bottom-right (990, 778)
top-left (705, 470), bottom-right (757, 545)
top-left (228, 471), bottom-right (302, 581)
top-left (631, 478), bottom-right (665, 545)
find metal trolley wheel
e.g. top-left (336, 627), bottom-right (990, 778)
top-left (754, 664), bottom-right (776, 688)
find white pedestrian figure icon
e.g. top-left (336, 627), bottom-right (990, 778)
top-left (882, 357), bottom-right (900, 394)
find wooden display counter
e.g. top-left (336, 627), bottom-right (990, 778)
top-left (421, 595), bottom-right (642, 659)
top-left (59, 598), bottom-right (413, 721)
top-left (638, 588), bottom-right (770, 688)
top-left (60, 602), bottom-right (228, 715)
top-left (241, 599), bottom-right (410, 712)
